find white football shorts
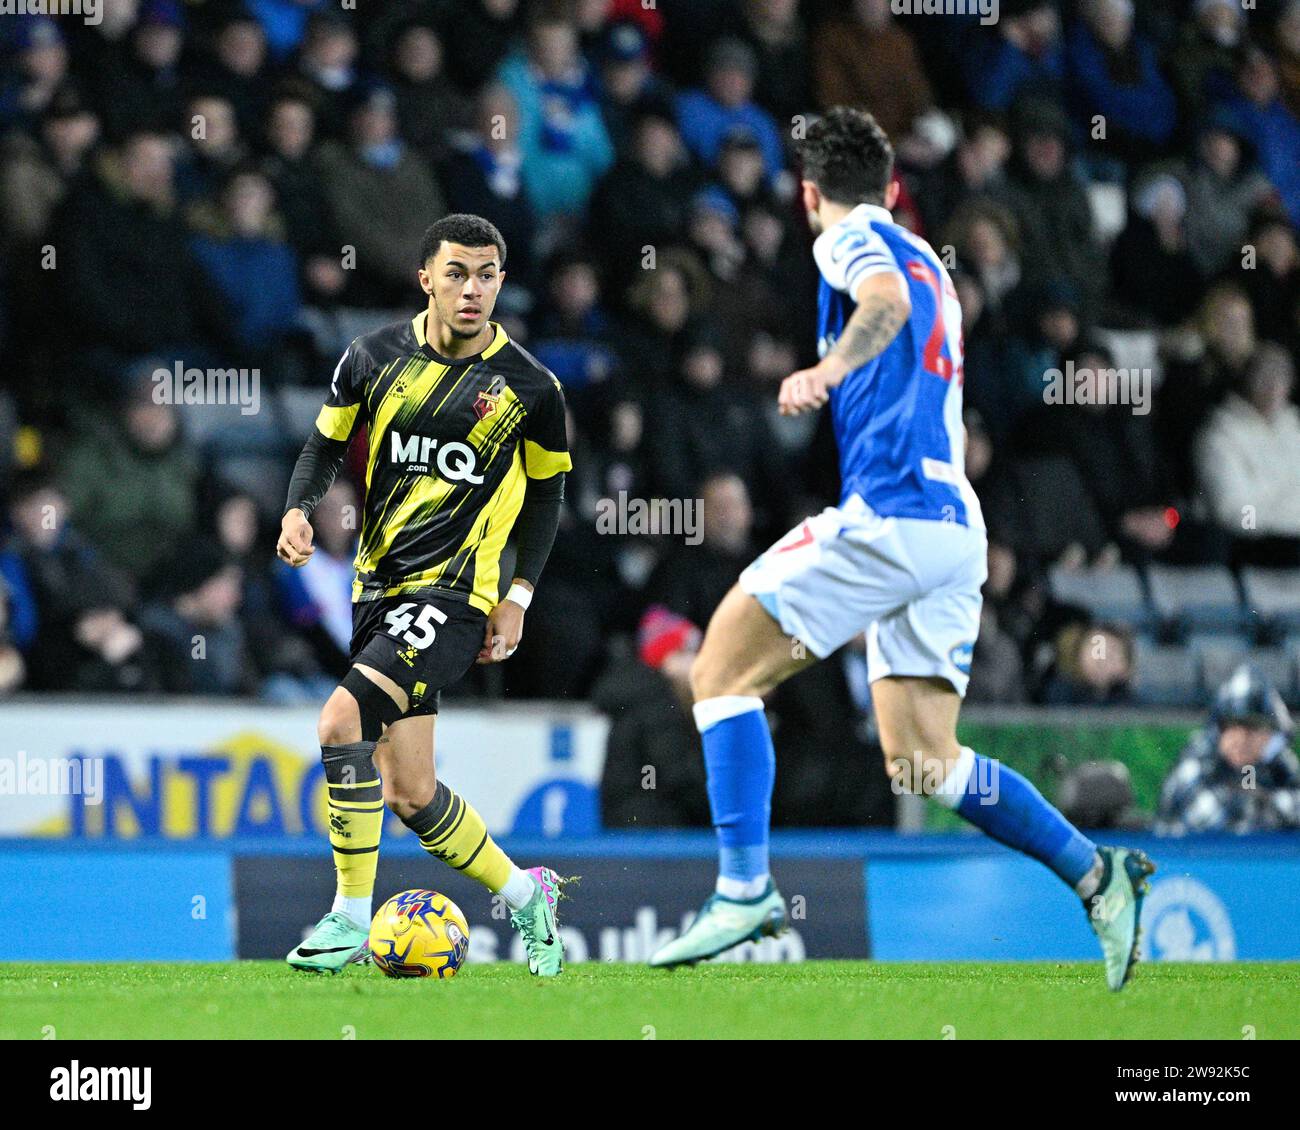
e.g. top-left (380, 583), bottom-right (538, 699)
top-left (739, 494), bottom-right (987, 696)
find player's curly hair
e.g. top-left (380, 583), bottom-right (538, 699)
top-left (796, 107), bottom-right (894, 207)
top-left (419, 214), bottom-right (507, 268)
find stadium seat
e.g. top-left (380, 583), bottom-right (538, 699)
top-left (1146, 564), bottom-right (1244, 634)
top-left (1131, 642), bottom-right (1200, 708)
top-left (279, 388), bottom-right (327, 443)
top-left (1048, 563), bottom-right (1150, 627)
top-left (1091, 327), bottom-right (1161, 385)
top-left (1086, 182), bottom-right (1127, 244)
top-left (1241, 568), bottom-right (1300, 634)
top-left (1194, 640), bottom-right (1295, 702)
top-left (213, 454), bottom-right (292, 515)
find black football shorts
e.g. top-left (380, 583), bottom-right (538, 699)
top-left (349, 592), bottom-right (487, 717)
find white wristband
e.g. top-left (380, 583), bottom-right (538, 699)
top-left (506, 583), bottom-right (533, 611)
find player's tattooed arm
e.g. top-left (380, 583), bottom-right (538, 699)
top-left (827, 285), bottom-right (911, 372)
top-left (778, 272), bottom-right (911, 416)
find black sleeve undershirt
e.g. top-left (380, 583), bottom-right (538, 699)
top-left (284, 431), bottom-right (348, 521)
top-left (512, 472), bottom-right (565, 587)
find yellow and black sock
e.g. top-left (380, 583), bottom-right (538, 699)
top-left (322, 742), bottom-right (384, 900)
top-left (404, 781), bottom-right (512, 893)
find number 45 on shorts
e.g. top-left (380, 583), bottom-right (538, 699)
top-left (383, 602), bottom-right (447, 649)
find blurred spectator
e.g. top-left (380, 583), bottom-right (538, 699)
top-left (175, 93), bottom-right (248, 205)
top-left (0, 577), bottom-right (25, 694)
top-left (645, 332), bottom-right (791, 536)
top-left (591, 108), bottom-right (695, 288)
top-left (1065, 0), bottom-right (1177, 167)
top-left (0, 469), bottom-right (155, 692)
top-left (271, 480), bottom-right (354, 697)
top-left (1158, 664), bottom-right (1300, 834)
top-left (942, 199), bottom-right (1025, 338)
top-left (1169, 0), bottom-right (1247, 127)
top-left (0, 85), bottom-right (99, 255)
top-left (441, 0), bottom-right (522, 95)
top-left (1109, 173), bottom-right (1206, 327)
top-left (1183, 111), bottom-right (1276, 280)
top-left (316, 84), bottom-right (447, 307)
top-left (1000, 99), bottom-right (1106, 317)
top-left (441, 84), bottom-right (538, 298)
top-left (0, 17), bottom-right (70, 133)
top-left (1236, 208), bottom-right (1300, 344)
top-left (246, 0), bottom-right (327, 63)
top-left (189, 10), bottom-right (272, 139)
top-left (388, 21), bottom-right (474, 166)
top-left (914, 111), bottom-right (1011, 234)
top-left (1157, 282), bottom-right (1257, 493)
top-left (1195, 343), bottom-right (1300, 566)
top-left (496, 9), bottom-right (614, 223)
top-left (189, 168), bottom-right (302, 357)
top-left (619, 252), bottom-right (708, 388)
top-left (1220, 48), bottom-right (1300, 225)
top-left (138, 544), bottom-right (253, 695)
top-left (1279, 0), bottom-right (1300, 119)
top-left (529, 252), bottom-right (618, 394)
top-left (292, 11), bottom-right (361, 140)
top-left (89, 0), bottom-right (186, 141)
top-left (1018, 341), bottom-right (1186, 563)
top-left (596, 605), bottom-right (710, 828)
top-left (730, 0), bottom-right (811, 124)
top-left (964, 0), bottom-right (1064, 112)
top-left (997, 277), bottom-right (1086, 433)
top-left (597, 21), bottom-right (672, 156)
top-left (53, 129), bottom-right (236, 367)
top-left (812, 0), bottom-right (934, 143)
top-left (675, 37), bottom-right (784, 183)
top-left (59, 382), bottom-right (198, 585)
top-left (260, 92), bottom-right (348, 305)
top-left (644, 472), bottom-right (755, 627)
top-left (1041, 620), bottom-right (1137, 706)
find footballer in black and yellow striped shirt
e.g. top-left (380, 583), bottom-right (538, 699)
top-left (278, 214), bottom-right (573, 976)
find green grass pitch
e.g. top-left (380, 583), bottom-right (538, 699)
top-left (2, 961), bottom-right (1297, 1039)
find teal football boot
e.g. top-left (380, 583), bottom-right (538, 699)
top-left (510, 867), bottom-right (567, 977)
top-left (1085, 846), bottom-right (1157, 991)
top-left (286, 911), bottom-right (371, 974)
top-left (649, 881), bottom-right (787, 968)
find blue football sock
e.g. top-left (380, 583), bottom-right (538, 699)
top-left (694, 696), bottom-right (775, 887)
top-left (937, 747), bottom-right (1097, 889)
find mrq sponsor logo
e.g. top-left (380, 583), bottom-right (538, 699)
top-left (390, 432), bottom-right (484, 483)
top-left (50, 1062), bottom-right (151, 1111)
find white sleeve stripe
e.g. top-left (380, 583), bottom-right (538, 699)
top-left (845, 261), bottom-right (903, 292)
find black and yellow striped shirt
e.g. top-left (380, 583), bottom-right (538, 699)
top-left (314, 313), bottom-right (572, 614)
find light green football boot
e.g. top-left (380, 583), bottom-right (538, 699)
top-left (511, 867), bottom-right (566, 977)
top-left (649, 881), bottom-right (787, 968)
top-left (286, 911), bottom-right (371, 974)
top-left (1084, 846), bottom-right (1156, 991)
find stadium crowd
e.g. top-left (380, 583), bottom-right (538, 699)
top-left (1, 0), bottom-right (1299, 736)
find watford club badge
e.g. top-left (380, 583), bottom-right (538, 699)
top-left (473, 375), bottom-right (506, 421)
